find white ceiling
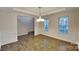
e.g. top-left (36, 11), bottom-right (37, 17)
top-left (14, 7), bottom-right (65, 16)
top-left (0, 7), bottom-right (79, 16)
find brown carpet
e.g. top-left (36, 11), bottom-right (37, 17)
top-left (1, 34), bottom-right (78, 51)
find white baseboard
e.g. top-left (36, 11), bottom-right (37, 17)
top-left (1, 39), bottom-right (18, 46)
top-left (39, 34), bottom-right (77, 46)
top-left (17, 33), bottom-right (28, 36)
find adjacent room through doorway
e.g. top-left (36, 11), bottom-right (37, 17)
top-left (17, 16), bottom-right (34, 41)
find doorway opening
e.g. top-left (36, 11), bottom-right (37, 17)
top-left (17, 16), bottom-right (34, 41)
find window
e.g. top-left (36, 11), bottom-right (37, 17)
top-left (44, 18), bottom-right (48, 32)
top-left (58, 16), bottom-right (68, 34)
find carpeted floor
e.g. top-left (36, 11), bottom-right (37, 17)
top-left (1, 34), bottom-right (78, 51)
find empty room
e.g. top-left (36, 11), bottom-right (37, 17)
top-left (0, 7), bottom-right (79, 51)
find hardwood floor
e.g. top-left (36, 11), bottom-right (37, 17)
top-left (1, 34), bottom-right (78, 51)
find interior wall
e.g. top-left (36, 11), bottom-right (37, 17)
top-left (0, 11), bottom-right (17, 46)
top-left (0, 33), bottom-right (1, 49)
top-left (17, 18), bottom-right (28, 36)
top-left (76, 11), bottom-right (79, 47)
top-left (17, 16), bottom-right (34, 36)
top-left (35, 11), bottom-right (78, 44)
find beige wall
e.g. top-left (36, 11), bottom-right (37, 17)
top-left (17, 19), bottom-right (28, 36)
top-left (76, 11), bottom-right (79, 46)
top-left (0, 11), bottom-right (17, 46)
top-left (35, 11), bottom-right (79, 45)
